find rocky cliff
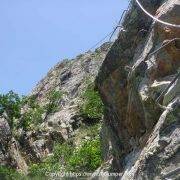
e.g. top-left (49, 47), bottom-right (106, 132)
top-left (96, 0), bottom-right (180, 179)
top-left (0, 0), bottom-right (180, 179)
top-left (0, 42), bottom-right (111, 177)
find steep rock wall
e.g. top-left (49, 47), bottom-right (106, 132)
top-left (24, 42), bottom-right (111, 160)
top-left (0, 43), bottom-right (111, 172)
top-left (96, 0), bottom-right (180, 179)
top-left (0, 116), bottom-right (28, 173)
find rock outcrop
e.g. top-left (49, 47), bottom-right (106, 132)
top-left (24, 42), bottom-right (111, 160)
top-left (96, 0), bottom-right (180, 179)
top-left (0, 116), bottom-right (28, 173)
top-left (0, 42), bottom-right (111, 172)
top-left (1, 0), bottom-right (180, 179)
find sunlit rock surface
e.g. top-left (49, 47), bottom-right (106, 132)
top-left (96, 0), bottom-right (180, 179)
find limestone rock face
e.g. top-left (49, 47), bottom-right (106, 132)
top-left (0, 116), bottom-right (28, 173)
top-left (1, 0), bottom-right (180, 178)
top-left (0, 116), bottom-right (11, 165)
top-left (0, 42), bottom-right (111, 172)
top-left (23, 42), bottom-right (111, 160)
top-left (96, 0), bottom-right (180, 179)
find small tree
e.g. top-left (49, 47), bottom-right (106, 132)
top-left (67, 137), bottom-right (102, 172)
top-left (19, 107), bottom-right (44, 131)
top-left (0, 166), bottom-right (24, 180)
top-left (29, 137), bottom-right (102, 176)
top-left (22, 94), bottom-right (38, 109)
top-left (80, 84), bottom-right (104, 120)
top-left (45, 90), bottom-right (63, 115)
top-left (0, 91), bottom-right (21, 128)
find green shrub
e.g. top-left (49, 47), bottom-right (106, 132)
top-left (85, 123), bottom-right (101, 137)
top-left (45, 90), bottom-right (63, 115)
top-left (67, 137), bottom-right (102, 172)
top-left (0, 90), bottom-right (63, 131)
top-left (29, 142), bottom-right (74, 177)
top-left (19, 106), bottom-right (44, 131)
top-left (29, 162), bottom-right (61, 179)
top-left (20, 90), bottom-right (63, 131)
top-left (80, 84), bottom-right (104, 120)
top-left (0, 91), bottom-right (22, 128)
top-left (0, 166), bottom-right (25, 180)
top-left (75, 123), bottom-right (101, 143)
top-left (22, 95), bottom-right (38, 109)
top-left (16, 94), bottom-right (45, 131)
top-left (52, 142), bottom-right (74, 165)
top-left (29, 137), bottom-right (102, 176)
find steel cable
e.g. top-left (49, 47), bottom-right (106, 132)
top-left (136, 0), bottom-right (180, 28)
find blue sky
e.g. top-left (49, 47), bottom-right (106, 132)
top-left (0, 0), bottom-right (128, 95)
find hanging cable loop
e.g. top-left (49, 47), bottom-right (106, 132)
top-left (136, 0), bottom-right (180, 28)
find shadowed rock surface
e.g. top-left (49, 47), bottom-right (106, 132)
top-left (96, 0), bottom-right (180, 179)
top-left (0, 0), bottom-right (180, 179)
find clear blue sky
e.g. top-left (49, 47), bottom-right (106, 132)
top-left (0, 0), bottom-right (128, 95)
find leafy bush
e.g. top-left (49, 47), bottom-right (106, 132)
top-left (29, 162), bottom-right (61, 179)
top-left (20, 90), bottom-right (63, 130)
top-left (0, 166), bottom-right (25, 180)
top-left (0, 90), bottom-right (63, 131)
top-left (17, 95), bottom-right (45, 131)
top-left (45, 90), bottom-right (63, 115)
top-left (67, 137), bottom-right (102, 172)
top-left (82, 123), bottom-right (101, 138)
top-left (52, 142), bottom-right (74, 165)
top-left (19, 107), bottom-right (44, 131)
top-left (80, 84), bottom-right (104, 120)
top-left (29, 142), bottom-right (74, 177)
top-left (22, 95), bottom-right (38, 109)
top-left (29, 137), bottom-right (102, 176)
top-left (0, 91), bottom-right (22, 128)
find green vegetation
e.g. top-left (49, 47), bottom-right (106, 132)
top-left (0, 90), bottom-right (62, 131)
top-left (0, 166), bottom-right (25, 180)
top-left (29, 142), bottom-right (73, 177)
top-left (29, 137), bottom-right (102, 177)
top-left (0, 91), bottom-right (21, 128)
top-left (0, 89), bottom-right (103, 177)
top-left (22, 94), bottom-right (38, 109)
top-left (80, 83), bottom-right (104, 120)
top-left (45, 90), bottom-right (63, 115)
top-left (29, 123), bottom-right (102, 177)
top-left (67, 137), bottom-right (102, 172)
top-left (74, 123), bottom-right (101, 144)
top-left (19, 106), bottom-right (44, 131)
top-left (16, 94), bottom-right (45, 131)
